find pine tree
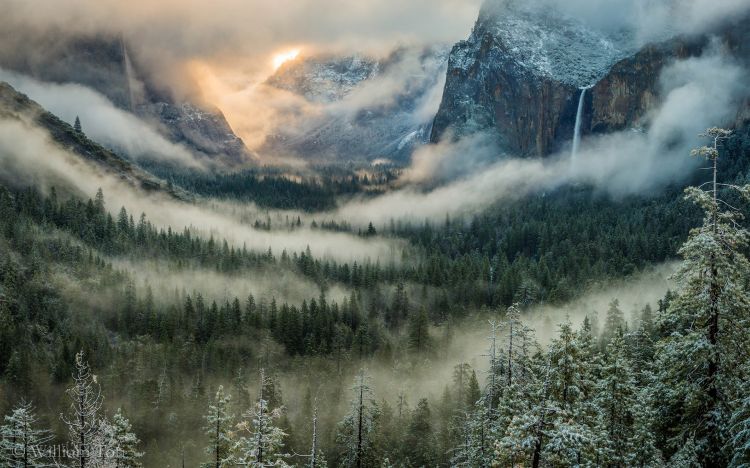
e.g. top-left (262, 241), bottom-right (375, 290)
top-left (0, 401), bottom-right (53, 467)
top-left (233, 369), bottom-right (289, 467)
top-left (335, 370), bottom-right (379, 468)
top-left (407, 306), bottom-right (430, 353)
top-left (593, 333), bottom-right (639, 466)
top-left (202, 386), bottom-right (235, 468)
top-left (729, 370), bottom-right (750, 467)
top-left (110, 409), bottom-right (143, 467)
top-left (655, 128), bottom-right (750, 464)
top-left (61, 350), bottom-right (104, 468)
top-left (74, 116), bottom-right (82, 134)
top-left (403, 399), bottom-right (436, 467)
top-left (601, 298), bottom-right (625, 346)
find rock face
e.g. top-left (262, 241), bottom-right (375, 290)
top-left (263, 46), bottom-right (449, 163)
top-left (431, 0), bottom-right (636, 156)
top-left (0, 34), bottom-right (250, 164)
top-left (431, 0), bottom-right (749, 157)
top-left (587, 40), bottom-right (704, 134)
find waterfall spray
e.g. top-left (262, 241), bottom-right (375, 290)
top-left (571, 85), bottom-right (592, 162)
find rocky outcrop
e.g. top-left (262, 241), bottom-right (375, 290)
top-left (588, 39), bottom-right (705, 134)
top-left (267, 55), bottom-right (379, 103)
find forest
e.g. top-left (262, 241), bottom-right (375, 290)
top-left (0, 127), bottom-right (749, 467)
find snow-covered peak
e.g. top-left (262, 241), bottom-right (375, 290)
top-left (268, 55), bottom-right (379, 103)
top-left (472, 0), bottom-right (638, 87)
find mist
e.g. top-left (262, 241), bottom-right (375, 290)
top-left (0, 68), bottom-right (205, 169)
top-left (0, 116), bottom-right (404, 263)
top-left (112, 258), bottom-right (350, 307)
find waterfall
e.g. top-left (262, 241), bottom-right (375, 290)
top-left (122, 40), bottom-right (137, 112)
top-left (571, 86), bottom-right (591, 161)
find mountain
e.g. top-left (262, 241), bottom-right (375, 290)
top-left (0, 33), bottom-right (250, 164)
top-left (431, 0), bottom-right (750, 157)
top-left (262, 46), bottom-right (449, 163)
top-left (0, 81), bottom-right (188, 199)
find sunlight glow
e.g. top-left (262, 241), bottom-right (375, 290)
top-left (272, 49), bottom-right (300, 70)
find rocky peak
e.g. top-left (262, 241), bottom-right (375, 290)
top-left (473, 0), bottom-right (637, 87)
top-left (268, 54), bottom-right (379, 103)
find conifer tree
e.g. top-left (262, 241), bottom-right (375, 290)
top-left (403, 399), bottom-right (436, 467)
top-left (0, 401), bottom-right (53, 467)
top-left (407, 306), bottom-right (430, 353)
top-left (234, 369), bottom-right (289, 467)
top-left (202, 386), bottom-right (235, 468)
top-left (655, 128), bottom-right (750, 465)
top-left (110, 409), bottom-right (143, 468)
top-left (335, 370), bottom-right (379, 468)
top-left (61, 350), bottom-right (104, 468)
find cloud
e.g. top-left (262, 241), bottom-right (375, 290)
top-left (0, 68), bottom-right (206, 169)
top-left (0, 0), bottom-right (481, 75)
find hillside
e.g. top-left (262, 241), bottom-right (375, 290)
top-left (0, 81), bottom-right (189, 199)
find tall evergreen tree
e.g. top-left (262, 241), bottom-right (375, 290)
top-left (335, 370), bottom-right (379, 468)
top-left (234, 369), bottom-right (289, 467)
top-left (0, 401), bottom-right (53, 467)
top-left (655, 128), bottom-right (750, 465)
top-left (202, 386), bottom-right (235, 468)
top-left (61, 351), bottom-right (104, 468)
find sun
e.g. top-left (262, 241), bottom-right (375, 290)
top-left (272, 49), bottom-right (300, 70)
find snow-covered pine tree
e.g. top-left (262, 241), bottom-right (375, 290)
top-left (729, 368), bottom-right (750, 467)
top-left (502, 304), bottom-right (536, 389)
top-left (61, 350), bottom-right (104, 468)
top-left (655, 128), bottom-right (750, 465)
top-left (628, 389), bottom-right (663, 467)
top-left (110, 409), bottom-right (143, 468)
top-left (90, 417), bottom-right (118, 468)
top-left (0, 401), bottom-right (53, 467)
top-left (334, 370), bottom-right (379, 468)
top-left (202, 385), bottom-right (235, 468)
top-left (493, 352), bottom-right (553, 467)
top-left (233, 368), bottom-right (289, 467)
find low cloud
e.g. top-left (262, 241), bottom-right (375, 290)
top-left (113, 258), bottom-right (350, 307)
top-left (0, 117), bottom-right (403, 264)
top-left (0, 68), bottom-right (205, 169)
